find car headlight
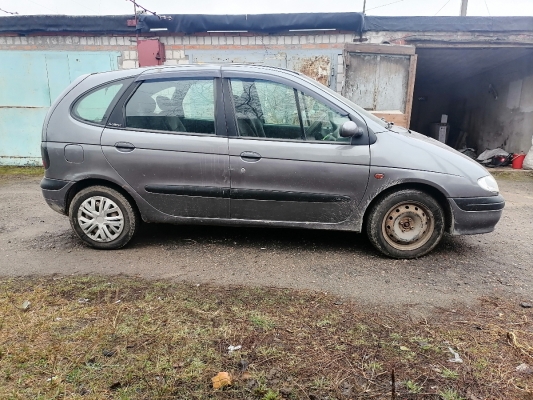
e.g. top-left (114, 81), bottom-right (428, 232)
top-left (478, 175), bottom-right (499, 194)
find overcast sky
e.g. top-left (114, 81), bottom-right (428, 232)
top-left (1, 0), bottom-right (532, 17)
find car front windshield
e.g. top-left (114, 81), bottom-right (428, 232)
top-left (296, 73), bottom-right (390, 130)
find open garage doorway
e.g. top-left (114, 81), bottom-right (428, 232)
top-left (410, 46), bottom-right (533, 155)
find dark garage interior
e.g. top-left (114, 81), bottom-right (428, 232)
top-left (410, 47), bottom-right (533, 155)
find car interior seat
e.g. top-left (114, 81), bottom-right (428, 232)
top-left (233, 94), bottom-right (265, 137)
top-left (156, 95), bottom-right (186, 132)
top-left (127, 92), bottom-right (158, 130)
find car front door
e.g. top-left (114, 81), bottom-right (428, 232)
top-left (223, 72), bottom-right (370, 224)
top-left (101, 70), bottom-right (230, 218)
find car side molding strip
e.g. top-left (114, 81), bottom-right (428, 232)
top-left (145, 185), bottom-right (230, 198)
top-left (231, 189), bottom-right (350, 203)
top-left (145, 185), bottom-right (350, 203)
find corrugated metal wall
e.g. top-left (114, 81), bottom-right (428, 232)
top-left (344, 53), bottom-right (411, 113)
top-left (0, 51), bottom-right (120, 165)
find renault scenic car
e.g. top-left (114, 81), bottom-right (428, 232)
top-left (40, 64), bottom-right (504, 258)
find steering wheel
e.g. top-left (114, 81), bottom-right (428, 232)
top-left (306, 120), bottom-right (323, 140)
top-left (321, 114), bottom-right (342, 141)
top-left (322, 134), bottom-right (337, 142)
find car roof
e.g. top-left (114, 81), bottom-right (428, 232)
top-left (89, 63), bottom-right (303, 80)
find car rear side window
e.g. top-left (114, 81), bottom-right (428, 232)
top-left (125, 79), bottom-right (215, 135)
top-left (72, 82), bottom-right (125, 125)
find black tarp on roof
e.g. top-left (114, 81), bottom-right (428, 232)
top-left (136, 12), bottom-right (364, 34)
top-left (0, 15), bottom-right (133, 34)
top-left (0, 13), bottom-right (364, 35)
top-left (0, 13), bottom-right (532, 35)
top-left (364, 16), bottom-right (533, 32)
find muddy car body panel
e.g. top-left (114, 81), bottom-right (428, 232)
top-left (40, 64), bottom-right (504, 258)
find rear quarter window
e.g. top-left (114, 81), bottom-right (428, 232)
top-left (72, 82), bottom-right (125, 125)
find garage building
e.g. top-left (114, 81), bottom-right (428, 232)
top-left (0, 13), bottom-right (532, 164)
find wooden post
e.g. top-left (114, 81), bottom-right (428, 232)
top-left (460, 0), bottom-right (468, 16)
top-left (363, 0), bottom-right (367, 14)
top-left (405, 54), bottom-right (418, 130)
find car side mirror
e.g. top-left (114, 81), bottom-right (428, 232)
top-left (340, 121), bottom-right (364, 138)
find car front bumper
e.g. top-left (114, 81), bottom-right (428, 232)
top-left (449, 195), bottom-right (505, 235)
top-left (41, 177), bottom-right (74, 215)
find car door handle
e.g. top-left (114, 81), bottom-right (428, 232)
top-left (114, 142), bottom-right (135, 152)
top-left (240, 151), bottom-right (261, 162)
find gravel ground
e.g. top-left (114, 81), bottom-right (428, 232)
top-left (0, 174), bottom-right (532, 314)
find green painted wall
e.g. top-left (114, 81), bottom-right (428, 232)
top-left (0, 51), bottom-right (120, 165)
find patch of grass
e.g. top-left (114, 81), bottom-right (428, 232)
top-left (255, 345), bottom-right (283, 359)
top-left (316, 318), bottom-right (332, 327)
top-left (0, 166), bottom-right (43, 178)
top-left (390, 332), bottom-right (402, 341)
top-left (473, 357), bottom-right (489, 374)
top-left (250, 312), bottom-right (275, 330)
top-left (262, 389), bottom-right (280, 400)
top-left (441, 367), bottom-right (459, 379)
top-left (0, 276), bottom-right (532, 399)
top-left (491, 170), bottom-right (533, 180)
top-left (311, 376), bottom-right (331, 390)
top-left (439, 388), bottom-right (465, 400)
top-left (364, 361), bottom-right (383, 374)
top-left (405, 379), bottom-right (422, 393)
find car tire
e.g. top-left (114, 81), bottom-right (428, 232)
top-left (69, 186), bottom-right (139, 250)
top-left (366, 189), bottom-right (445, 259)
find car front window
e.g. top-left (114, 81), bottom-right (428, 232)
top-left (296, 74), bottom-right (390, 131)
top-left (229, 78), bottom-right (355, 143)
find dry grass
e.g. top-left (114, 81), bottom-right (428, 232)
top-left (0, 166), bottom-right (43, 183)
top-left (0, 276), bottom-right (532, 399)
top-left (489, 169), bottom-right (533, 181)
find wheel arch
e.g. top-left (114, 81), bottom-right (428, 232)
top-left (65, 178), bottom-right (140, 217)
top-left (361, 182), bottom-right (453, 234)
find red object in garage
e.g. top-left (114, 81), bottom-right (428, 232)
top-left (512, 153), bottom-right (526, 169)
top-left (137, 39), bottom-right (166, 67)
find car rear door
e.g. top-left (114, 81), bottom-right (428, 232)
top-left (101, 69), bottom-right (230, 218)
top-left (222, 69), bottom-right (371, 224)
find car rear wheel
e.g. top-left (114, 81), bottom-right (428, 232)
top-left (69, 186), bottom-right (139, 250)
top-left (366, 189), bottom-right (445, 259)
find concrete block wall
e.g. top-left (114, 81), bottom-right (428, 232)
top-left (0, 31), bottom-right (355, 93)
top-left (157, 32), bottom-right (355, 93)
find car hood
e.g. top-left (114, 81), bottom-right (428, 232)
top-left (371, 126), bottom-right (490, 181)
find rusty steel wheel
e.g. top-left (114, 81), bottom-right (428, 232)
top-left (381, 201), bottom-right (434, 251)
top-left (366, 189), bottom-right (445, 259)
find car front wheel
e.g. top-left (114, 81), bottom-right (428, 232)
top-left (366, 189), bottom-right (445, 259)
top-left (69, 186), bottom-right (139, 250)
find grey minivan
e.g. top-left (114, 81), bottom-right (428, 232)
top-left (40, 64), bottom-right (504, 259)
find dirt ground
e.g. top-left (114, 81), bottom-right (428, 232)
top-left (1, 172), bottom-right (532, 315)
